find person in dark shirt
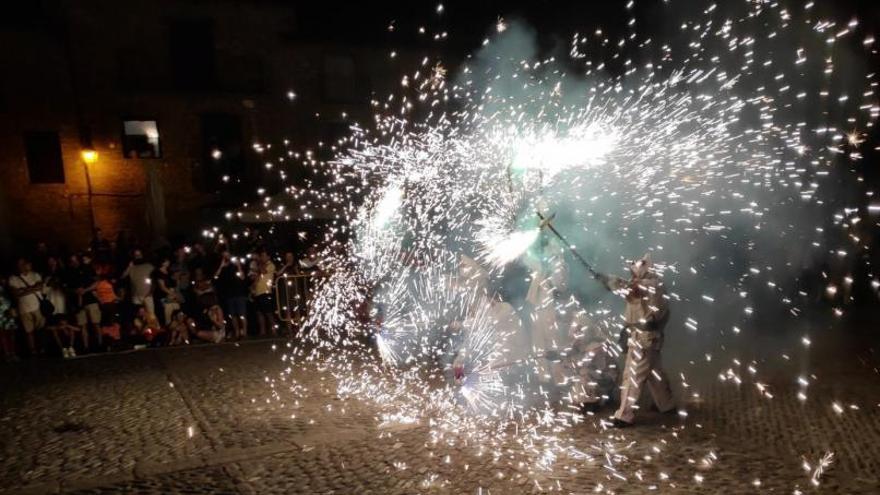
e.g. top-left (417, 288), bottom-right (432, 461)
top-left (69, 254), bottom-right (101, 351)
top-left (152, 258), bottom-right (181, 327)
top-left (214, 250), bottom-right (249, 340)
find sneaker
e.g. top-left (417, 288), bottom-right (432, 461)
top-left (611, 418), bottom-right (633, 428)
top-left (61, 348), bottom-right (70, 359)
top-left (68, 347), bottom-right (77, 358)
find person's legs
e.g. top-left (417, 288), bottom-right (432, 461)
top-left (87, 304), bottom-right (102, 347)
top-left (143, 296), bottom-right (155, 319)
top-left (613, 341), bottom-right (651, 424)
top-left (0, 329), bottom-right (15, 359)
top-left (21, 311), bottom-right (39, 355)
top-left (236, 297), bottom-right (248, 338)
top-left (164, 303), bottom-right (179, 328)
top-left (238, 315), bottom-right (248, 338)
top-left (256, 311), bottom-right (266, 336)
top-left (266, 311), bottom-right (276, 336)
top-left (49, 325), bottom-right (65, 351)
top-left (646, 352), bottom-right (676, 413)
top-left (75, 310), bottom-right (89, 350)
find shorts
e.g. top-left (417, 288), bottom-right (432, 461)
top-left (254, 294), bottom-right (274, 314)
top-left (76, 303), bottom-right (101, 326)
top-left (225, 296), bottom-right (248, 317)
top-left (132, 295), bottom-right (155, 317)
top-left (20, 310), bottom-right (45, 333)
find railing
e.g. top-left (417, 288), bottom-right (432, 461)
top-left (275, 273), bottom-right (313, 324)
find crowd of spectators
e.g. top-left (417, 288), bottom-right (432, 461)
top-left (0, 228), bottom-right (322, 362)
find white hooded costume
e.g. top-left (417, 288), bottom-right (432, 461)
top-left (602, 255), bottom-right (675, 423)
top-left (525, 248), bottom-right (569, 385)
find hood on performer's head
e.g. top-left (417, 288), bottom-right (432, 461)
top-left (629, 253), bottom-right (653, 279)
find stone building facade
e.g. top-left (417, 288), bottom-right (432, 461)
top-left (0, 0), bottom-right (410, 256)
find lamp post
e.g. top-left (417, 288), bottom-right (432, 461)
top-left (81, 148), bottom-right (98, 238)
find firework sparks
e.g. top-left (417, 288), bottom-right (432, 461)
top-left (216, 0), bottom-right (878, 490)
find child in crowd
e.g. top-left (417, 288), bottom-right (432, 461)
top-left (46, 314), bottom-right (84, 358)
top-left (193, 304), bottom-right (226, 344)
top-left (132, 305), bottom-right (164, 346)
top-left (168, 309), bottom-right (190, 346)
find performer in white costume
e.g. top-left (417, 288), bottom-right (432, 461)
top-left (598, 254), bottom-right (676, 427)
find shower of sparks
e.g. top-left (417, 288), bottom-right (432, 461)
top-left (215, 0), bottom-right (878, 491)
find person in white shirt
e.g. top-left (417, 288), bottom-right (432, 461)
top-left (8, 258), bottom-right (45, 354)
top-left (249, 250), bottom-right (277, 336)
top-left (122, 249), bottom-right (155, 316)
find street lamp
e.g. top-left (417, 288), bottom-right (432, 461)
top-left (81, 148), bottom-right (98, 164)
top-left (81, 147), bottom-right (98, 237)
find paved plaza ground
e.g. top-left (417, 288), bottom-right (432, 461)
top-left (1, 330), bottom-right (879, 494)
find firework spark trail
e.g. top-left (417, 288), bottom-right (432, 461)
top-left (250, 0), bottom-right (880, 489)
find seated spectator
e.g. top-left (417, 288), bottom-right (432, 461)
top-left (167, 309), bottom-right (190, 346)
top-left (193, 304), bottom-right (226, 344)
top-left (8, 257), bottom-right (45, 355)
top-left (132, 305), bottom-right (164, 346)
top-left (0, 285), bottom-right (18, 362)
top-left (46, 314), bottom-right (83, 358)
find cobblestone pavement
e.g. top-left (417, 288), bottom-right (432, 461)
top-left (1, 331), bottom-right (879, 494)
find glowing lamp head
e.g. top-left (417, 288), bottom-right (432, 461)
top-left (81, 149), bottom-right (98, 164)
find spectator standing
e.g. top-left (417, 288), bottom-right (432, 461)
top-left (73, 254), bottom-right (102, 350)
top-left (122, 249), bottom-right (155, 316)
top-left (8, 258), bottom-right (45, 355)
top-left (43, 256), bottom-right (67, 317)
top-left (279, 251), bottom-right (297, 277)
top-left (249, 250), bottom-right (277, 336)
top-left (215, 251), bottom-right (249, 340)
top-left (152, 258), bottom-right (181, 326)
top-left (298, 245), bottom-right (323, 276)
top-left (170, 247), bottom-right (191, 297)
top-left (95, 274), bottom-right (121, 344)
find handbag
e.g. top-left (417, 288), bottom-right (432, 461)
top-left (17, 275), bottom-right (55, 318)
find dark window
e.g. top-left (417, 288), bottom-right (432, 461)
top-left (322, 54), bottom-right (362, 103)
top-left (169, 20), bottom-right (215, 89)
top-left (200, 113), bottom-right (244, 192)
top-left (122, 120), bottom-right (161, 158)
top-left (23, 131), bottom-right (65, 184)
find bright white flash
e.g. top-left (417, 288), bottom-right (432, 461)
top-left (372, 183), bottom-right (403, 228)
top-left (512, 123), bottom-right (618, 177)
top-left (483, 228), bottom-right (540, 267)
